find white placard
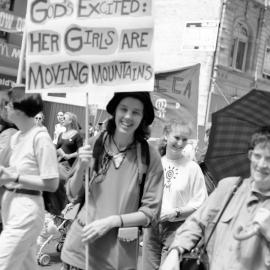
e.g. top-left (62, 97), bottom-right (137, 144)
top-left (25, 0), bottom-right (154, 94)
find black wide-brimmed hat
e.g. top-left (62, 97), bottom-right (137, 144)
top-left (106, 91), bottom-right (155, 125)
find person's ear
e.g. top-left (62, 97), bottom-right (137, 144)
top-left (248, 150), bottom-right (253, 161)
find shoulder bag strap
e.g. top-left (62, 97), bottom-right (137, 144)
top-left (202, 177), bottom-right (243, 253)
top-left (136, 139), bottom-right (150, 206)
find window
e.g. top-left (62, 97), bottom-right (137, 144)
top-left (262, 38), bottom-right (270, 78)
top-left (230, 21), bottom-right (249, 71)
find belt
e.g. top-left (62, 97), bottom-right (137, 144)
top-left (4, 186), bottom-right (41, 196)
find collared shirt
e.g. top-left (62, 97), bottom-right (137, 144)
top-left (171, 176), bottom-right (270, 270)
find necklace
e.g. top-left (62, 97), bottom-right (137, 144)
top-left (111, 136), bottom-right (131, 153)
top-left (105, 135), bottom-right (134, 169)
top-left (92, 134), bottom-right (133, 184)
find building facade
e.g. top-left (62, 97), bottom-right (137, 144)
top-left (155, 0), bottom-right (270, 126)
top-left (212, 0), bottom-right (270, 122)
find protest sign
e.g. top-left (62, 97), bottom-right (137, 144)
top-left (24, 0), bottom-right (154, 95)
top-left (0, 73), bottom-right (16, 90)
top-left (0, 40), bottom-right (20, 67)
top-left (0, 9), bottom-right (25, 32)
top-left (151, 64), bottom-right (200, 139)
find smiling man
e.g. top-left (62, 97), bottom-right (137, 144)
top-left (161, 126), bottom-right (270, 270)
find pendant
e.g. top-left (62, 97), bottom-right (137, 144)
top-left (112, 152), bottom-right (126, 169)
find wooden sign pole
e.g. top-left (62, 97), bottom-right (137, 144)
top-left (85, 92), bottom-right (90, 270)
top-left (16, 29), bottom-right (26, 85)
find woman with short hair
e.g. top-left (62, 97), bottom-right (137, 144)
top-left (0, 87), bottom-right (59, 270)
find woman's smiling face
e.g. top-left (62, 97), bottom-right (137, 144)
top-left (114, 97), bottom-right (144, 137)
top-left (166, 124), bottom-right (191, 159)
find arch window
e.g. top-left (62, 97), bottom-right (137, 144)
top-left (230, 21), bottom-right (249, 71)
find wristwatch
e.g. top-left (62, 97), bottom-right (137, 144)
top-left (175, 208), bottom-right (181, 218)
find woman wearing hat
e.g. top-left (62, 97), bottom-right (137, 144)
top-left (61, 92), bottom-right (164, 270)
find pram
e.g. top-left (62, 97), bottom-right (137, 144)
top-left (36, 203), bottom-right (80, 266)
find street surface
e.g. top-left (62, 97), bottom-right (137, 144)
top-left (37, 237), bottom-right (62, 270)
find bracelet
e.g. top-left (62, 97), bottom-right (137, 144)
top-left (14, 174), bottom-right (20, 183)
top-left (119, 215), bottom-right (124, 227)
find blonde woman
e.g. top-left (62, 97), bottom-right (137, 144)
top-left (56, 112), bottom-right (83, 170)
top-left (142, 119), bottom-right (208, 269)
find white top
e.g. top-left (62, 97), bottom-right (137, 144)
top-left (7, 126), bottom-right (59, 189)
top-left (161, 156), bottom-right (207, 214)
top-left (0, 128), bottom-right (17, 166)
top-left (182, 143), bottom-right (196, 161)
top-left (53, 123), bottom-right (66, 144)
